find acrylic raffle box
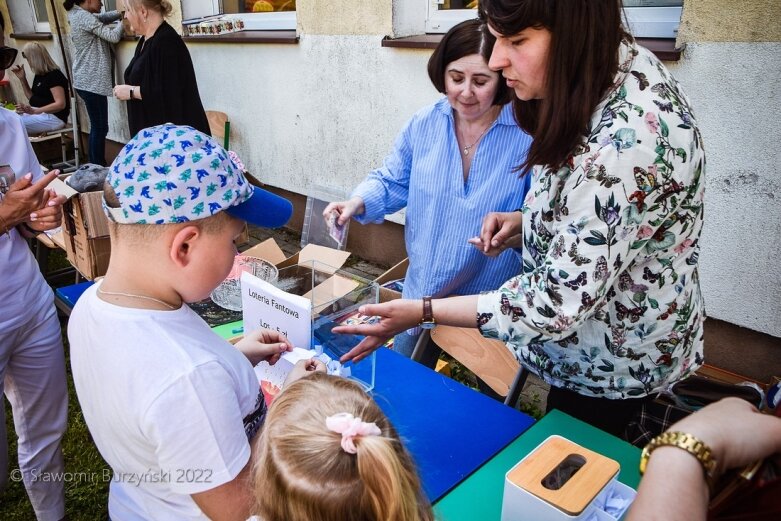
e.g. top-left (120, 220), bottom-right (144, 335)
top-left (501, 436), bottom-right (636, 521)
top-left (241, 260), bottom-right (379, 392)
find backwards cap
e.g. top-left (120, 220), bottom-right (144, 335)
top-left (104, 124), bottom-right (292, 228)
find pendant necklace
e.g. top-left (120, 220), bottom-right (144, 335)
top-left (97, 286), bottom-right (178, 310)
top-left (462, 124), bottom-right (491, 156)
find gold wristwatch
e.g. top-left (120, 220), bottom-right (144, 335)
top-left (640, 431), bottom-right (718, 492)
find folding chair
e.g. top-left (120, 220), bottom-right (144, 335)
top-left (418, 325), bottom-right (529, 407)
top-left (28, 95), bottom-right (80, 173)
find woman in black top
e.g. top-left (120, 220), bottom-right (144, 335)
top-left (10, 42), bottom-right (70, 135)
top-left (112, 0), bottom-right (209, 137)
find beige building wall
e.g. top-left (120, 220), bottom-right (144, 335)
top-left (3, 0), bottom-right (780, 343)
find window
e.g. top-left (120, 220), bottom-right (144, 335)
top-left (104, 0), bottom-right (119, 11)
top-left (425, 0), bottom-right (683, 38)
top-left (182, 0), bottom-right (296, 31)
top-left (30, 0), bottom-right (51, 32)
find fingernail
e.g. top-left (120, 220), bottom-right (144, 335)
top-left (24, 173), bottom-right (32, 179)
top-left (30, 213), bottom-right (37, 220)
top-left (48, 200), bottom-right (57, 206)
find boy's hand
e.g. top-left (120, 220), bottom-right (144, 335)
top-left (236, 329), bottom-right (293, 366)
top-left (284, 359), bottom-right (326, 386)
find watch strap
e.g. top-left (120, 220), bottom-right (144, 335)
top-left (421, 296), bottom-right (435, 326)
top-left (640, 431), bottom-right (718, 493)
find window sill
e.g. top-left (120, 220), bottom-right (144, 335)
top-left (10, 32), bottom-right (53, 41)
top-left (182, 30), bottom-right (298, 44)
top-left (382, 35), bottom-right (683, 62)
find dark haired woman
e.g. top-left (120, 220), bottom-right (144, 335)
top-left (113, 0), bottom-right (210, 137)
top-left (336, 0), bottom-right (705, 439)
top-left (324, 19), bottom-right (532, 358)
top-left (65, 0), bottom-right (124, 165)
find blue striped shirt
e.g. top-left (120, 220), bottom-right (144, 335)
top-left (352, 98), bottom-right (533, 300)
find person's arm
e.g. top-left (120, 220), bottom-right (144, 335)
top-left (335, 295), bottom-right (480, 362)
top-left (0, 170), bottom-right (59, 233)
top-left (96, 10), bottom-right (122, 24)
top-left (191, 459), bottom-right (253, 521)
top-left (10, 65), bottom-right (33, 100)
top-left (627, 398), bottom-right (781, 521)
top-left (83, 10), bottom-right (124, 43)
top-left (25, 85), bottom-right (67, 115)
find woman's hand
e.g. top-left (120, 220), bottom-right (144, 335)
top-left (113, 84), bottom-right (134, 101)
top-left (10, 64), bottom-right (25, 81)
top-left (468, 233), bottom-right (523, 257)
top-left (333, 299), bottom-right (423, 363)
top-left (15, 103), bottom-right (34, 115)
top-left (26, 191), bottom-right (66, 232)
top-left (472, 210), bottom-right (523, 255)
top-left (665, 397), bottom-right (781, 473)
top-left (236, 328), bottom-right (293, 366)
top-left (1, 171), bottom-right (58, 228)
top-left (323, 196), bottom-right (365, 227)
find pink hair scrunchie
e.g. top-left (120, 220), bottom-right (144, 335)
top-left (325, 412), bottom-right (381, 454)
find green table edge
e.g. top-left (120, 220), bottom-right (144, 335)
top-left (434, 409), bottom-right (641, 520)
top-left (212, 320), bottom-right (244, 340)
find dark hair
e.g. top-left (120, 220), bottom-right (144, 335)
top-left (428, 19), bottom-right (511, 106)
top-left (480, 0), bottom-right (629, 171)
top-left (63, 0), bottom-right (87, 10)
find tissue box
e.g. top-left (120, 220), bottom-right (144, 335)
top-left (242, 260), bottom-right (379, 392)
top-left (501, 436), bottom-right (636, 521)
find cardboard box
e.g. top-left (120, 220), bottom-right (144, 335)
top-left (49, 177), bottom-right (110, 280)
top-left (375, 257), bottom-right (408, 303)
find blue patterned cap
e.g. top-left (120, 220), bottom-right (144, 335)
top-left (104, 124), bottom-right (292, 228)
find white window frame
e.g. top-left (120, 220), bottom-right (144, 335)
top-left (29, 0), bottom-right (51, 33)
top-left (181, 0), bottom-right (296, 31)
top-left (424, 1), bottom-right (682, 38)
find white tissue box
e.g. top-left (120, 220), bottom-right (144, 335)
top-left (501, 435), bottom-right (636, 521)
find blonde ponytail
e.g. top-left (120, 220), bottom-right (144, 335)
top-left (252, 372), bottom-right (433, 521)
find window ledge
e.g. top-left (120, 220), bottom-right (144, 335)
top-left (10, 32), bottom-right (53, 41)
top-left (182, 30), bottom-right (298, 44)
top-left (382, 35), bottom-right (682, 61)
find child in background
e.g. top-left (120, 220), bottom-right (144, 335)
top-left (252, 372), bottom-right (434, 521)
top-left (68, 124), bottom-right (295, 520)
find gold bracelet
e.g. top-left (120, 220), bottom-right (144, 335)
top-left (640, 431), bottom-right (719, 494)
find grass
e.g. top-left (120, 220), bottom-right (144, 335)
top-left (2, 326), bottom-right (111, 520)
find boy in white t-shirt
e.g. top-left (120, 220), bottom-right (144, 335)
top-left (68, 124), bottom-right (296, 521)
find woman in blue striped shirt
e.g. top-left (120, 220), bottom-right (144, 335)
top-left (324, 19), bottom-right (532, 359)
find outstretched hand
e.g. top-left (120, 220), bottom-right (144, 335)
top-left (333, 299), bottom-right (422, 363)
top-left (284, 358), bottom-right (327, 385)
top-left (236, 328), bottom-right (293, 366)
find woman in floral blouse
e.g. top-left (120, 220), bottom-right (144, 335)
top-left (336, 0), bottom-right (705, 438)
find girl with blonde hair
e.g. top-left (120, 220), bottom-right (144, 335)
top-left (10, 42), bottom-right (70, 134)
top-left (253, 372), bottom-right (433, 521)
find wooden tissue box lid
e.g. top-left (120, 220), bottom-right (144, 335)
top-left (507, 435), bottom-right (619, 516)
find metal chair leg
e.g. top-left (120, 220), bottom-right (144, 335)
top-left (504, 367), bottom-right (529, 407)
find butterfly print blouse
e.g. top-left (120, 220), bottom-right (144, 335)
top-left (476, 39), bottom-right (706, 399)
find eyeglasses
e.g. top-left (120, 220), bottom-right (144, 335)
top-left (0, 46), bottom-right (18, 70)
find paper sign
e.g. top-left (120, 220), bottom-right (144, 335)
top-left (241, 271), bottom-right (312, 349)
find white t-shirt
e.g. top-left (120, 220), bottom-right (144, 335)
top-left (69, 282), bottom-right (264, 520)
top-left (0, 108), bottom-right (52, 332)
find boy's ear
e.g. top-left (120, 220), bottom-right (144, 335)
top-left (169, 224), bottom-right (201, 267)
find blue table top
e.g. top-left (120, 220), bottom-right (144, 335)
top-left (371, 348), bottom-right (535, 503)
top-left (54, 280), bottom-right (94, 308)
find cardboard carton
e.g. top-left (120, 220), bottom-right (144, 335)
top-left (49, 177), bottom-right (110, 280)
top-left (375, 257), bottom-right (408, 303)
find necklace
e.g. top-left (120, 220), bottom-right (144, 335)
top-left (462, 124), bottom-right (491, 156)
top-left (97, 286), bottom-right (178, 310)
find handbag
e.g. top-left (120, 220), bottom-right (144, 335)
top-left (625, 375), bottom-right (765, 447)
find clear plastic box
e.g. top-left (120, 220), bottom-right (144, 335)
top-left (272, 260), bottom-right (378, 391)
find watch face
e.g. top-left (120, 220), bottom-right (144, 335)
top-left (420, 322), bottom-right (436, 330)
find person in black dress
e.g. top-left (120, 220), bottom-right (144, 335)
top-left (112, 0), bottom-right (209, 137)
top-left (10, 42), bottom-right (70, 135)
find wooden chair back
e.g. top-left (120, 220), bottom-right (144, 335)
top-left (430, 325), bottom-right (524, 400)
